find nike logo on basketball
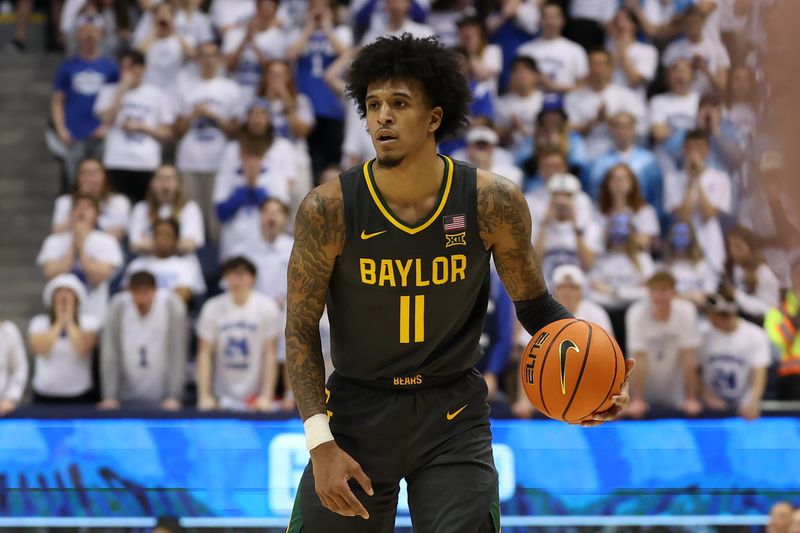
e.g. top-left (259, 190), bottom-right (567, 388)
top-left (558, 340), bottom-right (579, 395)
top-left (360, 229), bottom-right (387, 240)
top-left (446, 404), bottom-right (468, 420)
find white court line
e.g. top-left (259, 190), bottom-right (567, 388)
top-left (0, 515), bottom-right (769, 528)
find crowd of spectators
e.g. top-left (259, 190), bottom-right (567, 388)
top-left (1, 0), bottom-right (799, 421)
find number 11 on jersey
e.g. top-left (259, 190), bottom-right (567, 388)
top-left (400, 295), bottom-right (425, 343)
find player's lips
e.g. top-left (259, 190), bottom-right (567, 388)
top-left (376, 129), bottom-right (398, 144)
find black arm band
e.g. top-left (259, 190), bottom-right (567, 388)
top-left (514, 292), bottom-right (574, 337)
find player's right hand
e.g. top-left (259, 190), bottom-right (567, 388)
top-left (310, 441), bottom-right (373, 519)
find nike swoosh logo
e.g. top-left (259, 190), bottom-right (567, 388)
top-left (559, 339), bottom-right (579, 395)
top-left (360, 229), bottom-right (387, 240)
top-left (446, 404), bottom-right (468, 421)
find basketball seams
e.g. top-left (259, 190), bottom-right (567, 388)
top-left (561, 319), bottom-right (593, 422)
top-left (537, 319), bottom-right (579, 418)
top-left (586, 325), bottom-right (621, 419)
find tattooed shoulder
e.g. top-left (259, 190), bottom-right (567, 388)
top-left (476, 168), bottom-right (546, 300)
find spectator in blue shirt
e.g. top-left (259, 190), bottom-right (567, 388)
top-left (477, 268), bottom-right (514, 402)
top-left (589, 111), bottom-right (664, 217)
top-left (51, 18), bottom-right (119, 187)
top-left (286, 0), bottom-right (355, 181)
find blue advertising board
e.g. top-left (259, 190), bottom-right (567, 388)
top-left (0, 417), bottom-right (798, 527)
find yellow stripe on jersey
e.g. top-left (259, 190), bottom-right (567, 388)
top-left (362, 155), bottom-right (454, 235)
top-left (400, 295), bottom-right (411, 344)
top-left (415, 294), bottom-right (425, 343)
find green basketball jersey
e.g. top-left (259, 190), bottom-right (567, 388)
top-left (326, 155), bottom-right (491, 384)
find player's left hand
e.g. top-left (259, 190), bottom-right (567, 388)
top-left (578, 358), bottom-right (636, 427)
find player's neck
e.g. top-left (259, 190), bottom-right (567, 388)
top-left (373, 148), bottom-right (444, 204)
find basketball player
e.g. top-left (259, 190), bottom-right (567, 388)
top-left (285, 35), bottom-right (634, 532)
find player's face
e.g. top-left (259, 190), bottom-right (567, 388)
top-left (152, 166), bottom-right (179, 203)
top-left (131, 285), bottom-right (156, 315)
top-left (77, 160), bottom-right (105, 196)
top-left (152, 224), bottom-right (178, 257)
top-left (365, 78), bottom-right (442, 169)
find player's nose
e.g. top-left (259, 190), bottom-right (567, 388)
top-left (377, 102), bottom-right (394, 124)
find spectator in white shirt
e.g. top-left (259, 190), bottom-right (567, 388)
top-left (595, 163), bottom-right (660, 252)
top-left (99, 271), bottom-right (187, 410)
top-left (175, 41), bottom-right (242, 235)
top-left (515, 3), bottom-right (588, 93)
top-left (196, 256), bottom-right (281, 412)
top-left (589, 213), bottom-right (655, 310)
top-left (665, 129), bottom-right (732, 274)
top-left (648, 58), bottom-right (700, 170)
top-left (662, 221), bottom-right (719, 308)
top-left (129, 164), bottom-right (205, 255)
top-left (565, 48), bottom-right (646, 162)
top-left (216, 137), bottom-right (293, 260)
top-left (223, 0), bottom-right (288, 97)
top-left (625, 271), bottom-right (703, 418)
top-left (0, 320), bottom-right (28, 416)
top-left (533, 173), bottom-right (603, 286)
top-left (662, 5), bottom-right (730, 95)
top-left (95, 49), bottom-right (175, 203)
top-left (512, 263), bottom-right (613, 419)
top-left (256, 60), bottom-right (316, 146)
top-left (28, 274), bottom-right (100, 404)
top-left (209, 0), bottom-right (257, 37)
top-left (359, 0), bottom-right (435, 45)
top-left (456, 15), bottom-right (503, 91)
top-left (722, 226), bottom-right (780, 321)
top-left (525, 147), bottom-right (595, 222)
top-left (606, 7), bottom-right (658, 104)
top-left (38, 193), bottom-right (124, 322)
top-left (125, 218), bottom-right (207, 305)
top-left (52, 157), bottom-right (131, 240)
top-left (134, 0), bottom-right (214, 46)
top-left (698, 291), bottom-right (770, 420)
top-left (495, 56), bottom-right (543, 150)
top-left (461, 126), bottom-right (523, 188)
top-left (135, 2), bottom-right (196, 106)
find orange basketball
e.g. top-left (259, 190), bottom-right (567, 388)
top-left (519, 318), bottom-right (625, 423)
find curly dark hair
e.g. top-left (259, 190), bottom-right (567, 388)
top-left (346, 34), bottom-right (471, 142)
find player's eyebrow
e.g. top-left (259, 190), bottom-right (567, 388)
top-left (366, 90), bottom-right (413, 100)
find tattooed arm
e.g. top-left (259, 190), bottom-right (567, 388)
top-left (286, 180), bottom-right (374, 519)
top-left (285, 180), bottom-right (344, 421)
top-left (477, 169), bottom-right (635, 425)
top-left (476, 169), bottom-right (547, 300)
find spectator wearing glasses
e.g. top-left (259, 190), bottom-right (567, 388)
top-left (697, 292), bottom-right (769, 420)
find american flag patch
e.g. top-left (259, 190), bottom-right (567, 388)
top-left (443, 214), bottom-right (466, 232)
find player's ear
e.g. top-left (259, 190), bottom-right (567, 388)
top-left (428, 106), bottom-right (443, 134)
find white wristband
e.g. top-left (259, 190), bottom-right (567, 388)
top-left (304, 413), bottom-right (334, 451)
